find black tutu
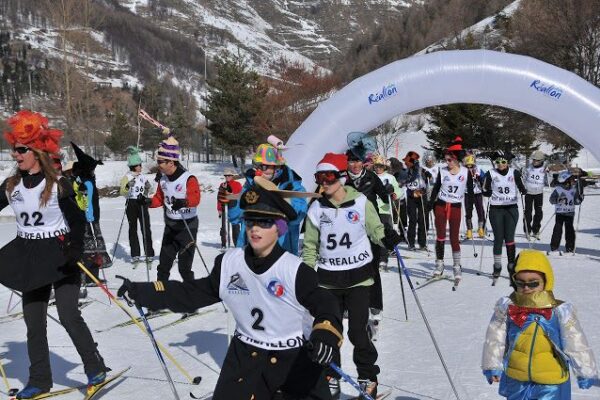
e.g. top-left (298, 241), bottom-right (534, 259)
top-left (0, 236), bottom-right (73, 292)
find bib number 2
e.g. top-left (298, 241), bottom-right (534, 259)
top-left (251, 307), bottom-right (265, 331)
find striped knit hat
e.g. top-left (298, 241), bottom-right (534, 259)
top-left (157, 131), bottom-right (180, 161)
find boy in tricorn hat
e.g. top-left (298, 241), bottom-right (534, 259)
top-left (118, 177), bottom-right (341, 399)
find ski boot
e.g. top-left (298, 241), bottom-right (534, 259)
top-left (367, 308), bottom-right (382, 341)
top-left (357, 378), bottom-right (377, 399)
top-left (379, 261), bottom-right (388, 272)
top-left (452, 264), bottom-right (462, 290)
top-left (432, 259), bottom-right (444, 277)
top-left (79, 287), bottom-right (88, 299)
top-left (477, 223), bottom-right (485, 238)
top-left (491, 263), bottom-right (502, 286)
top-left (466, 229), bottom-right (473, 240)
top-left (16, 386), bottom-right (48, 399)
top-left (546, 249), bottom-right (560, 256)
top-left (327, 376), bottom-right (341, 400)
top-left (87, 371), bottom-right (106, 387)
top-left (532, 232), bottom-right (541, 241)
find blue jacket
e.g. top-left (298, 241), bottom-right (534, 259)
top-left (235, 166), bottom-right (307, 255)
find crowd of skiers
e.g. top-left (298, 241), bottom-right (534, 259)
top-left (0, 109), bottom-right (597, 400)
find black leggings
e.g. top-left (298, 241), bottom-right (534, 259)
top-left (23, 274), bottom-right (106, 390)
top-left (489, 206), bottom-right (519, 255)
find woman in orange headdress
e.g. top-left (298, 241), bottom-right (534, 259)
top-left (0, 111), bottom-right (108, 399)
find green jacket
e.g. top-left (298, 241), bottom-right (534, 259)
top-left (303, 186), bottom-right (385, 288)
top-left (375, 172), bottom-right (402, 215)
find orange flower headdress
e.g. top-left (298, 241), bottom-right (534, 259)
top-left (4, 110), bottom-right (63, 154)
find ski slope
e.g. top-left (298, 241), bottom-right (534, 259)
top-left (0, 164), bottom-right (599, 399)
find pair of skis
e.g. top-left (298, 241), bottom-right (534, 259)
top-left (9, 367), bottom-right (130, 400)
top-left (416, 274), bottom-right (461, 291)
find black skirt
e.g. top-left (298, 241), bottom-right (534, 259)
top-left (0, 236), bottom-right (73, 292)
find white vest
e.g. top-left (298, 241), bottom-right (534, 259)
top-left (159, 171), bottom-right (197, 220)
top-left (490, 168), bottom-right (518, 206)
top-left (437, 166), bottom-right (469, 204)
top-left (525, 165), bottom-right (546, 195)
top-left (306, 195), bottom-right (373, 272)
top-left (125, 172), bottom-right (149, 199)
top-left (8, 179), bottom-right (70, 239)
top-left (219, 248), bottom-right (312, 350)
top-left (554, 187), bottom-right (576, 214)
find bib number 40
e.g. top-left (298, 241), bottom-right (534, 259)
top-left (326, 233), bottom-right (353, 250)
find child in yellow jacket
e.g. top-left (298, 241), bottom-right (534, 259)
top-left (482, 249), bottom-right (598, 399)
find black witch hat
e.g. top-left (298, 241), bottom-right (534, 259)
top-left (71, 142), bottom-right (103, 172)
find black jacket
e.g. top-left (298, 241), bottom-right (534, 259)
top-left (129, 245), bottom-right (340, 399)
top-left (345, 169), bottom-right (389, 210)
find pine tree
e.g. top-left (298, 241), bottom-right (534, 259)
top-left (203, 53), bottom-right (268, 165)
top-left (105, 105), bottom-right (136, 157)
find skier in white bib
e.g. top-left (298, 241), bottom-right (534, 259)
top-left (0, 111), bottom-right (108, 399)
top-left (523, 150), bottom-right (547, 240)
top-left (118, 177), bottom-right (342, 399)
top-left (303, 153), bottom-right (403, 399)
top-left (548, 171), bottom-right (583, 255)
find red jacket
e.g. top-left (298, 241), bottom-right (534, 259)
top-left (217, 179), bottom-right (242, 212)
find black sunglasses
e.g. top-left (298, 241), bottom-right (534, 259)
top-left (514, 280), bottom-right (542, 289)
top-left (12, 146), bottom-right (31, 154)
top-left (245, 219), bottom-right (276, 229)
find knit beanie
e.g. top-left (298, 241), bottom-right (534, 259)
top-left (127, 146), bottom-right (143, 166)
top-left (157, 133), bottom-right (180, 161)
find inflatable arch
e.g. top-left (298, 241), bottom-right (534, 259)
top-left (285, 50), bottom-right (600, 191)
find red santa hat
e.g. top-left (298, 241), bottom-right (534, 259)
top-left (316, 153), bottom-right (348, 173)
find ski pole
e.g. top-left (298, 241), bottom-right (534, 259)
top-left (520, 195), bottom-right (532, 249)
top-left (538, 212), bottom-right (556, 236)
top-left (77, 262), bottom-right (201, 385)
top-left (0, 356), bottom-right (16, 396)
top-left (419, 196), bottom-right (431, 257)
top-left (89, 222), bottom-right (111, 305)
top-left (573, 179), bottom-right (583, 254)
top-left (329, 363), bottom-right (374, 400)
top-left (134, 304), bottom-right (181, 400)
top-left (396, 251), bottom-right (408, 321)
top-left (179, 215), bottom-right (228, 314)
top-left (110, 198), bottom-right (129, 263)
top-left (477, 199), bottom-right (491, 275)
top-left (139, 202), bottom-right (151, 282)
top-left (393, 246), bottom-right (462, 400)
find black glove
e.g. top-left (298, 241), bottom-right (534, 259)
top-left (382, 227), bottom-right (403, 251)
top-left (136, 193), bottom-right (151, 205)
top-left (171, 198), bottom-right (187, 211)
top-left (244, 168), bottom-right (256, 179)
top-left (384, 183), bottom-right (394, 195)
top-left (116, 275), bottom-right (136, 305)
top-left (307, 327), bottom-right (340, 366)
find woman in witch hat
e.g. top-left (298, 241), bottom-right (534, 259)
top-left (0, 111), bottom-right (109, 398)
top-left (70, 142), bottom-right (112, 285)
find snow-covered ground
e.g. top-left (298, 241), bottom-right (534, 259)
top-left (0, 162), bottom-right (599, 399)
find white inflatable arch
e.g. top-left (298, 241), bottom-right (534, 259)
top-left (285, 50), bottom-right (600, 190)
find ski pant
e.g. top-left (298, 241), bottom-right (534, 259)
top-left (524, 193), bottom-right (544, 234)
top-left (327, 286), bottom-right (379, 381)
top-left (489, 206), bottom-right (519, 255)
top-left (376, 213), bottom-right (394, 267)
top-left (550, 214), bottom-right (575, 252)
top-left (23, 274), bottom-right (106, 390)
top-left (157, 217), bottom-right (198, 282)
top-left (433, 202), bottom-right (462, 257)
top-left (464, 193), bottom-right (485, 230)
top-left (126, 201), bottom-right (154, 258)
top-left (407, 196), bottom-right (427, 248)
top-left (368, 242), bottom-right (383, 311)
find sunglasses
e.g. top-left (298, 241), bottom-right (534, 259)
top-left (514, 280), bottom-right (542, 289)
top-left (256, 164), bottom-right (277, 171)
top-left (245, 219), bottom-right (276, 229)
top-left (314, 171), bottom-right (340, 185)
top-left (494, 159), bottom-right (508, 165)
top-left (466, 165), bottom-right (475, 168)
top-left (12, 146), bottom-right (31, 154)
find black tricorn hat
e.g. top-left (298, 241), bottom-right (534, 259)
top-left (71, 141), bottom-right (103, 171)
top-left (240, 185), bottom-right (297, 221)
